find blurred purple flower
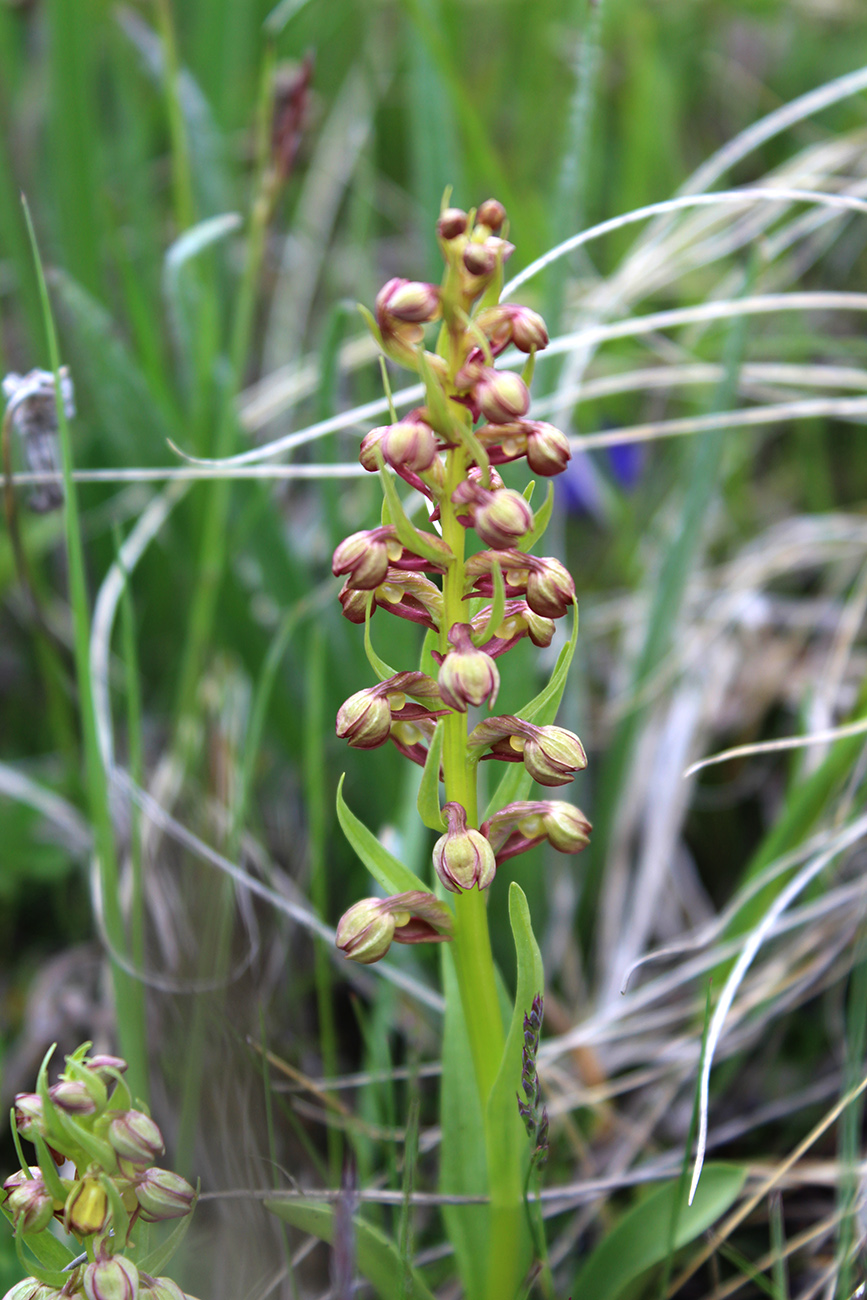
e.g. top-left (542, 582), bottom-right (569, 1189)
top-left (559, 440), bottom-right (646, 517)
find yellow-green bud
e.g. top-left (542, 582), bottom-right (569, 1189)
top-left (335, 688), bottom-right (393, 749)
top-left (134, 1169), bottom-right (195, 1222)
top-left (332, 529), bottom-right (391, 591)
top-left (477, 370), bottom-right (530, 425)
top-left (381, 420), bottom-right (439, 473)
top-left (336, 899), bottom-right (396, 964)
top-left (13, 1094), bottom-right (44, 1142)
top-left (83, 1257), bottom-right (139, 1300)
top-left (64, 1175), bottom-right (108, 1236)
top-left (437, 623), bottom-right (499, 712)
top-left (107, 1110), bottom-right (165, 1168)
top-left (3, 1169), bottom-right (54, 1234)
top-left (523, 725), bottom-right (587, 786)
top-left (475, 489), bottom-right (534, 550)
top-left (433, 803), bottom-right (496, 893)
top-left (540, 803), bottom-right (592, 852)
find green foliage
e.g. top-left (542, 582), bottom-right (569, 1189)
top-left (265, 1198), bottom-right (438, 1300)
top-left (571, 1164), bottom-right (747, 1300)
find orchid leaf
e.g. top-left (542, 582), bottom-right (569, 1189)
top-left (417, 721), bottom-right (446, 832)
top-left (337, 774), bottom-right (429, 894)
top-left (364, 599), bottom-right (397, 682)
top-left (518, 481), bottom-right (554, 552)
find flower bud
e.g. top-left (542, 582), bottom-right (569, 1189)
top-left (376, 277), bottom-right (441, 326)
top-left (336, 891), bottom-right (452, 964)
top-left (523, 725), bottom-right (587, 786)
top-left (64, 1175), bottom-right (108, 1235)
top-left (134, 1168), bottom-right (195, 1222)
top-left (381, 419), bottom-right (439, 473)
top-left (86, 1055), bottom-right (128, 1084)
top-left (525, 557), bottom-right (575, 619)
top-left (510, 307), bottom-right (548, 352)
top-left (474, 489), bottom-right (534, 550)
top-left (437, 624), bottom-right (499, 712)
top-left (525, 422), bottom-right (571, 475)
top-left (2, 1281), bottom-right (45, 1300)
top-left (139, 1279), bottom-right (185, 1300)
top-left (433, 803), bottom-right (496, 893)
top-left (477, 370), bottom-right (530, 425)
top-left (335, 688), bottom-right (393, 749)
top-left (437, 207), bottom-right (468, 240)
top-left (49, 1080), bottom-right (98, 1115)
top-left (476, 198), bottom-right (506, 232)
top-left (3, 1170), bottom-right (54, 1234)
top-left (463, 242), bottom-right (497, 278)
top-left (336, 899), bottom-right (395, 964)
top-left (83, 1257), bottom-right (139, 1300)
top-left (359, 425), bottom-right (388, 471)
top-left (14, 1094), bottom-right (44, 1142)
top-left (475, 306), bottom-right (548, 355)
top-left (332, 529), bottom-right (392, 590)
top-left (107, 1110), bottom-right (165, 1168)
top-left (540, 803), bottom-right (592, 852)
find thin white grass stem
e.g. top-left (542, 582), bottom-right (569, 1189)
top-left (619, 829), bottom-right (836, 993)
top-left (102, 769), bottom-right (444, 1012)
top-left (685, 718), bottom-right (867, 779)
top-left (503, 189), bottom-right (867, 299)
top-left (6, 464), bottom-right (370, 487)
top-left (185, 284), bottom-right (867, 470)
top-left (532, 362), bottom-right (867, 416)
top-left (91, 482), bottom-right (189, 769)
top-left (175, 383), bottom-right (424, 468)
top-left (0, 761), bottom-right (91, 855)
top-left (689, 811), bottom-right (867, 1204)
top-left (678, 65), bottom-right (867, 198)
top-left (570, 396), bottom-right (867, 453)
top-left (544, 291), bottom-right (867, 358)
top-left (674, 1069), bottom-right (867, 1293)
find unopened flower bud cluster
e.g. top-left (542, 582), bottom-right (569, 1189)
top-left (1, 1046), bottom-right (196, 1300)
top-left (333, 199), bottom-right (591, 963)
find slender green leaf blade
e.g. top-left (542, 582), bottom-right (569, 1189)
top-left (417, 721), bottom-right (445, 832)
top-left (571, 1165), bottom-right (746, 1300)
top-left (265, 1198), bottom-right (437, 1300)
top-left (364, 599), bottom-right (398, 682)
top-left (336, 774), bottom-right (429, 894)
top-left (518, 482), bottom-right (554, 552)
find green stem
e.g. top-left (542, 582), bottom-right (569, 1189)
top-left (439, 447), bottom-right (504, 1108)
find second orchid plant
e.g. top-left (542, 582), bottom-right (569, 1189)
top-left (328, 198), bottom-right (591, 1298)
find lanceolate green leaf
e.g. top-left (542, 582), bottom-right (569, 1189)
top-left (417, 720), bottom-right (446, 831)
top-left (377, 453), bottom-right (453, 565)
top-left (265, 1198), bottom-right (438, 1300)
top-left (519, 596), bottom-right (579, 723)
top-left (483, 883), bottom-right (543, 1300)
top-left (570, 1164), bottom-right (747, 1300)
top-left (364, 598), bottom-right (398, 682)
top-left (138, 1190), bottom-right (198, 1276)
top-left (518, 481), bottom-right (554, 552)
top-left (336, 774), bottom-right (429, 894)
